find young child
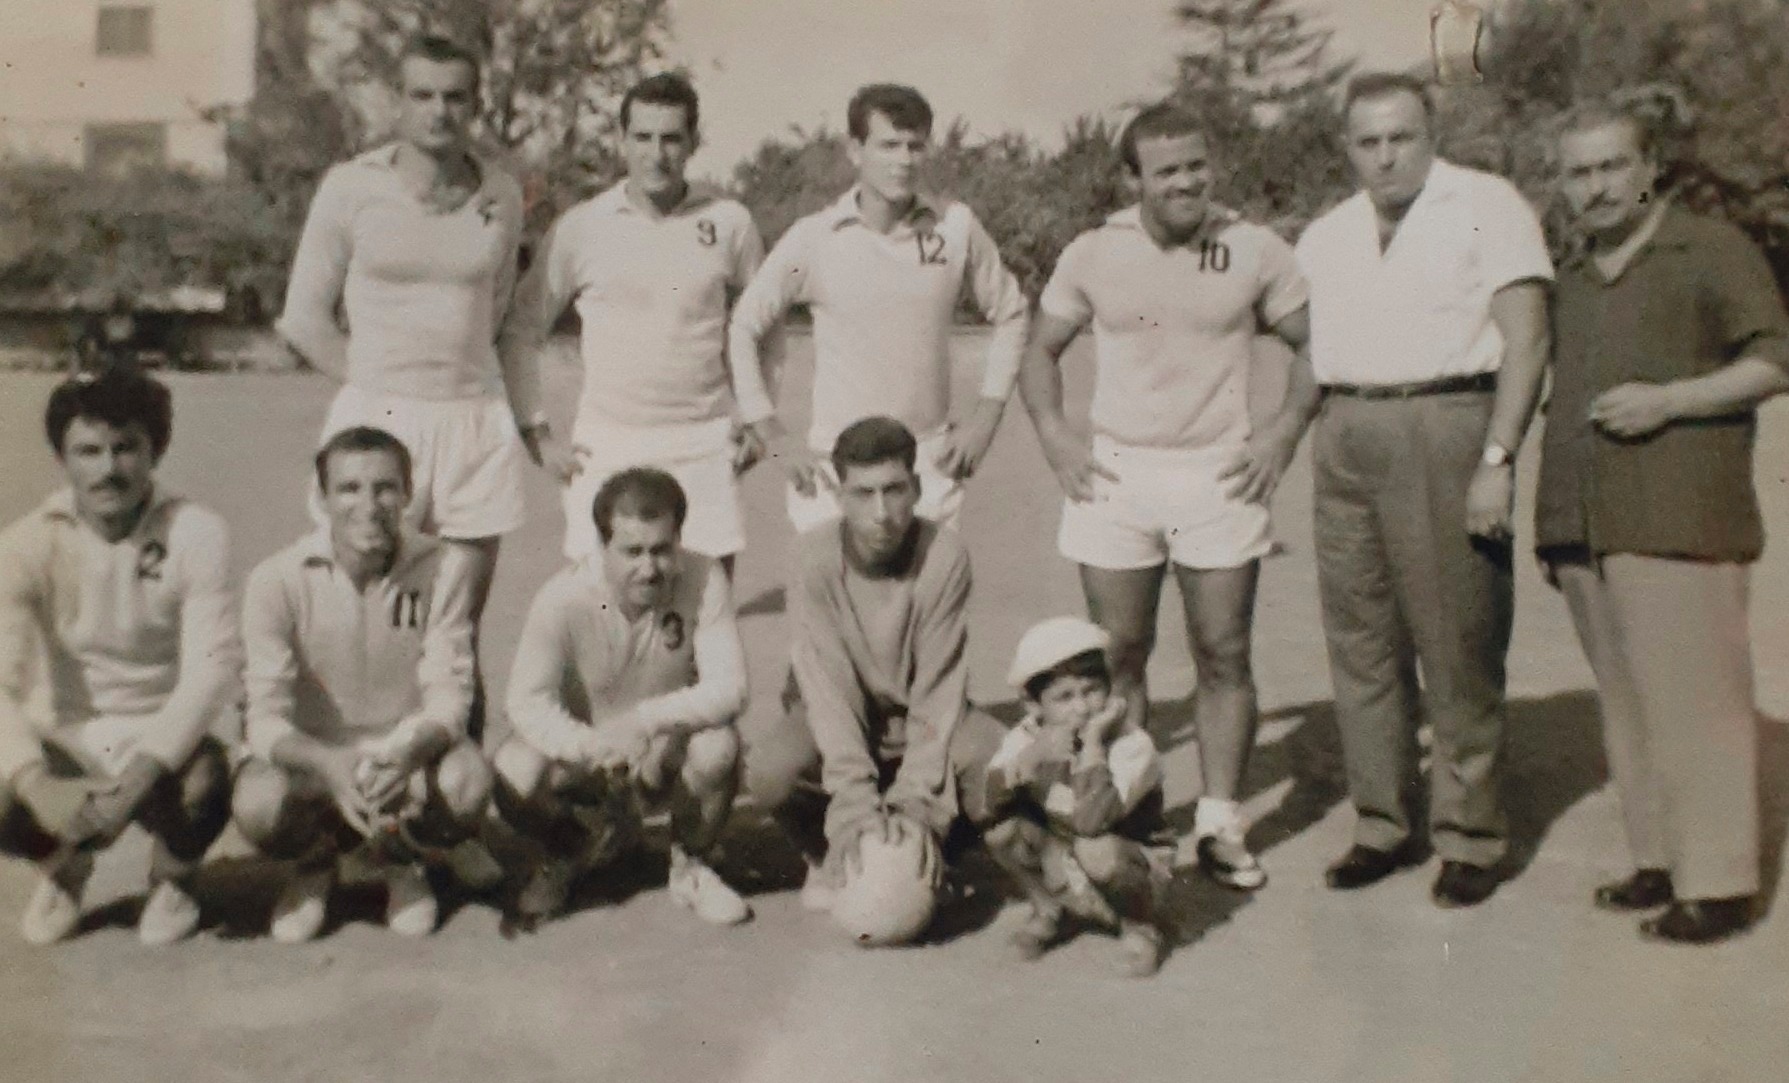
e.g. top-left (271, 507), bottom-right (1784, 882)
top-left (978, 616), bottom-right (1173, 977)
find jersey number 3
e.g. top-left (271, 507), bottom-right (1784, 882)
top-left (696, 220), bottom-right (717, 247)
top-left (915, 231), bottom-right (947, 266)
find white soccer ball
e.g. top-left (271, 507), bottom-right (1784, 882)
top-left (831, 829), bottom-right (939, 947)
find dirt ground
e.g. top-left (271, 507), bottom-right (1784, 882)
top-left (1, 335), bottom-right (1785, 1083)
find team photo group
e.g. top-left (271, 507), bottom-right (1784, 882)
top-left (3, 32), bottom-right (1786, 981)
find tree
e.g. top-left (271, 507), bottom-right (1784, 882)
top-left (1175, 0), bottom-right (1352, 113)
top-left (321, 0), bottom-right (675, 228)
top-left (1437, 0), bottom-right (1789, 277)
top-left (1171, 0), bottom-right (1355, 233)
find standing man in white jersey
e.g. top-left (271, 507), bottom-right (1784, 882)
top-left (494, 468), bottom-right (750, 928)
top-left (500, 73), bottom-right (771, 574)
top-left (235, 427), bottom-right (494, 943)
top-left (728, 83), bottom-right (1030, 533)
top-left (0, 370), bottom-right (240, 946)
top-left (277, 35), bottom-right (533, 732)
top-left (1295, 74), bottom-right (1552, 908)
top-left (1018, 104), bottom-right (1313, 891)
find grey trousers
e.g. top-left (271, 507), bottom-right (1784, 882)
top-left (1312, 391), bottom-right (1513, 867)
top-left (1556, 554), bottom-right (1759, 899)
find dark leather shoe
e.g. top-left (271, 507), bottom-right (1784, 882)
top-left (1431, 861), bottom-right (1501, 908)
top-left (1593, 869), bottom-right (1673, 912)
top-left (1639, 897), bottom-right (1756, 944)
top-left (1324, 843), bottom-right (1421, 890)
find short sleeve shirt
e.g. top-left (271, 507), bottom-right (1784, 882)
top-left (1294, 159), bottom-right (1553, 385)
top-left (537, 184), bottom-right (765, 430)
top-left (1040, 206), bottom-right (1307, 449)
top-left (1535, 206), bottom-right (1789, 562)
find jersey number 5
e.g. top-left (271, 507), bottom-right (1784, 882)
top-left (915, 231), bottom-right (947, 266)
top-left (696, 220), bottom-right (717, 247)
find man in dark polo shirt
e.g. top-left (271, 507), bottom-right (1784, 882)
top-left (1537, 98), bottom-right (1789, 944)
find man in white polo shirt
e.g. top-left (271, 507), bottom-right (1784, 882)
top-left (278, 35), bottom-right (532, 730)
top-left (1018, 103), bottom-right (1312, 892)
top-left (499, 73), bottom-right (772, 573)
top-left (1295, 73), bottom-right (1552, 908)
top-left (728, 83), bottom-right (1030, 532)
top-left (0, 370), bottom-right (239, 947)
top-left (494, 468), bottom-right (750, 928)
top-left (235, 427), bottom-right (494, 943)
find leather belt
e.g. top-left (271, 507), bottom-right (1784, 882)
top-left (1321, 372), bottom-right (1497, 399)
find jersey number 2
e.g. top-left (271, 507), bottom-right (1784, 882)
top-left (915, 231), bottom-right (947, 266)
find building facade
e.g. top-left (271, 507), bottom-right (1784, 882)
top-left (0, 0), bottom-right (257, 175)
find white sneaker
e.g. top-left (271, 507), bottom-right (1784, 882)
top-left (1196, 824), bottom-right (1268, 892)
top-left (385, 863), bottom-right (437, 937)
top-left (444, 836), bottom-right (505, 892)
top-left (137, 879), bottom-right (202, 946)
top-left (669, 858), bottom-right (751, 926)
top-left (798, 859), bottom-right (839, 913)
top-left (20, 852), bottom-right (94, 946)
top-left (270, 867), bottom-right (333, 944)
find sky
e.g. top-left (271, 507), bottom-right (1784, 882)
top-left (669, 0), bottom-right (1440, 179)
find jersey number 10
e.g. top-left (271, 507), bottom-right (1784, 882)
top-left (1199, 240), bottom-right (1232, 273)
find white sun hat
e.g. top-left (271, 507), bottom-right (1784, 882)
top-left (1007, 616), bottom-right (1112, 689)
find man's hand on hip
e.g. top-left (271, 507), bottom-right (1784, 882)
top-left (1038, 426), bottom-right (1118, 503)
top-left (1221, 427), bottom-right (1299, 505)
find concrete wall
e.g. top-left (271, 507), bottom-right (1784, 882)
top-left (0, 0), bottom-right (257, 174)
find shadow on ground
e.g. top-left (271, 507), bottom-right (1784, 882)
top-left (174, 703), bottom-right (1788, 948)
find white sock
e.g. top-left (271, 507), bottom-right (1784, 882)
top-left (1194, 797), bottom-right (1242, 841)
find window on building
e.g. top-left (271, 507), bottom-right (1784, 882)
top-left (96, 6), bottom-right (154, 57)
top-left (85, 123), bottom-right (168, 173)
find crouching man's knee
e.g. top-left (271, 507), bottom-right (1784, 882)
top-left (680, 725), bottom-right (741, 796)
top-left (491, 736), bottom-right (548, 801)
top-left (1072, 834), bottom-right (1145, 889)
top-left (432, 741), bottom-right (493, 823)
top-left (231, 759), bottom-right (298, 854)
top-left (983, 816), bottom-right (1048, 869)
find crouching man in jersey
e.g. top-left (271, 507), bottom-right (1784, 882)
top-left (0, 370), bottom-right (240, 946)
top-left (752, 417), bottom-right (1007, 946)
top-left (495, 468), bottom-right (751, 928)
top-left (235, 427), bottom-right (493, 942)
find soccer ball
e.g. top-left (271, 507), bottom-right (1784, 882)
top-left (831, 829), bottom-right (939, 947)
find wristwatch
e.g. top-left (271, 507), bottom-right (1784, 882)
top-left (1481, 442), bottom-right (1512, 467)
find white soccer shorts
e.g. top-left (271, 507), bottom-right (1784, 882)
top-left (1058, 436), bottom-right (1273, 571)
top-left (315, 384), bottom-right (528, 541)
top-left (560, 416), bottom-right (745, 560)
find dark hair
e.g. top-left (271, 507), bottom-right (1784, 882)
top-left (1119, 101), bottom-right (1208, 174)
top-left (397, 34), bottom-right (482, 98)
top-left (45, 368), bottom-right (173, 460)
top-left (1022, 648), bottom-right (1111, 703)
top-left (1553, 84), bottom-right (1692, 167)
top-left (593, 467), bottom-right (687, 544)
top-left (314, 426), bottom-right (413, 493)
top-left (847, 84), bottom-right (933, 142)
top-left (831, 416), bottom-right (918, 481)
top-left (621, 72), bottom-right (700, 138)
top-left (1342, 71), bottom-right (1434, 126)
